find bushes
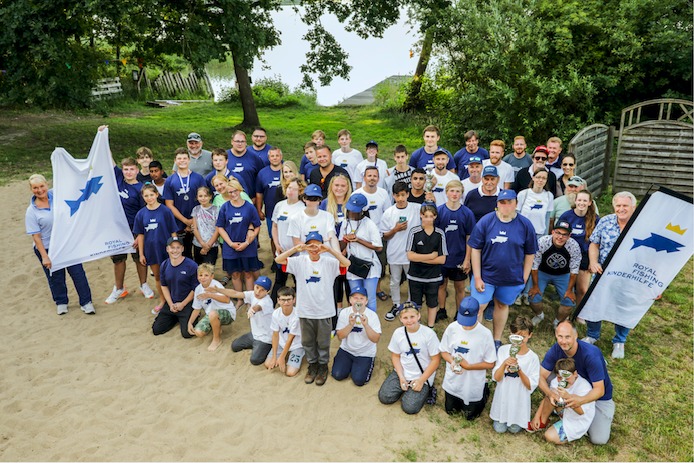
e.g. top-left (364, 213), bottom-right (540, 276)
top-left (219, 75), bottom-right (316, 108)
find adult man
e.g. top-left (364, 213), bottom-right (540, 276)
top-left (482, 140), bottom-right (514, 189)
top-left (407, 168), bottom-right (435, 204)
top-left (546, 137), bottom-right (564, 178)
top-left (461, 156), bottom-right (483, 204)
top-left (464, 165), bottom-right (501, 223)
top-left (152, 236), bottom-right (200, 338)
top-left (528, 221), bottom-right (582, 327)
top-left (431, 149), bottom-right (460, 207)
top-left (409, 125), bottom-right (455, 172)
top-left (309, 144), bottom-right (351, 199)
top-left (513, 146), bottom-right (557, 196)
top-left (531, 321), bottom-right (614, 445)
top-left (255, 147), bottom-right (283, 237)
top-left (247, 127), bottom-right (273, 167)
top-left (353, 166), bottom-right (389, 226)
top-left (173, 132), bottom-right (213, 177)
top-left (503, 135), bottom-right (533, 180)
top-left (226, 130), bottom-right (265, 199)
top-left (454, 130), bottom-right (489, 180)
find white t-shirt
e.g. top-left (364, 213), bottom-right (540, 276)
top-left (388, 325), bottom-right (440, 382)
top-left (489, 344), bottom-right (540, 428)
top-left (339, 217), bottom-right (383, 280)
top-left (272, 200), bottom-right (306, 252)
top-left (336, 306), bottom-right (382, 357)
top-left (483, 159), bottom-right (514, 187)
top-left (549, 375), bottom-right (595, 441)
top-left (287, 209), bottom-right (337, 243)
top-left (439, 322), bottom-right (496, 404)
top-left (192, 280), bottom-right (237, 319)
top-left (431, 170), bottom-right (460, 207)
top-left (356, 158), bottom-right (390, 190)
top-left (244, 291), bottom-right (274, 344)
top-left (270, 307), bottom-right (302, 352)
top-left (332, 148), bottom-right (363, 189)
top-left (516, 188), bottom-right (554, 235)
top-left (352, 187), bottom-right (390, 226)
top-left (286, 255), bottom-right (341, 319)
top-left (461, 178), bottom-right (481, 203)
top-left (379, 203), bottom-right (421, 265)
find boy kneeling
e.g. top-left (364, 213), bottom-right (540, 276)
top-left (265, 287), bottom-right (304, 377)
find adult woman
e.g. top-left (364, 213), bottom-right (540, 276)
top-left (584, 191), bottom-right (637, 359)
top-left (276, 160), bottom-right (299, 203)
top-left (517, 169), bottom-right (554, 239)
top-left (320, 173), bottom-right (352, 309)
top-left (556, 154), bottom-right (577, 196)
top-left (25, 174), bottom-right (95, 315)
top-left (339, 193), bottom-right (383, 312)
top-left (559, 190), bottom-right (599, 304)
top-left (211, 174), bottom-right (252, 207)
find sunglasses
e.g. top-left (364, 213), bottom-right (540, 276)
top-left (534, 156), bottom-right (548, 161)
top-left (562, 163), bottom-right (575, 167)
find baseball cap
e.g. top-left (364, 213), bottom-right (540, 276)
top-left (433, 149), bottom-right (449, 157)
top-left (166, 236), bottom-right (182, 246)
top-left (304, 184), bottom-right (323, 198)
top-left (457, 297), bottom-right (480, 327)
top-left (554, 220), bottom-right (573, 233)
top-left (187, 132), bottom-right (202, 142)
top-left (350, 286), bottom-right (368, 297)
top-left (567, 176), bottom-right (585, 187)
top-left (305, 231), bottom-right (324, 243)
top-left (482, 165), bottom-right (499, 177)
top-left (533, 145), bottom-right (549, 155)
top-left (254, 276), bottom-right (272, 291)
top-left (345, 193), bottom-right (368, 213)
top-left (497, 189), bottom-right (517, 201)
top-left (468, 156), bottom-right (482, 165)
top-left (366, 140), bottom-right (378, 148)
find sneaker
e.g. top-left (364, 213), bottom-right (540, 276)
top-left (315, 364), bottom-right (329, 386)
top-left (531, 312), bottom-right (545, 326)
top-left (582, 336), bottom-right (597, 345)
top-left (56, 304), bottom-right (68, 315)
top-left (151, 304), bottom-right (163, 315)
top-left (553, 319), bottom-right (560, 329)
top-left (611, 343), bottom-right (625, 359)
top-left (140, 283), bottom-right (155, 299)
top-left (80, 302), bottom-right (96, 314)
top-left (514, 294), bottom-right (523, 306)
top-left (435, 308), bottom-right (448, 322)
top-left (522, 294), bottom-right (530, 306)
top-left (304, 363), bottom-right (318, 384)
top-left (527, 421), bottom-right (547, 433)
top-left (482, 305), bottom-right (493, 321)
top-left (576, 317), bottom-right (586, 325)
top-left (494, 340), bottom-right (502, 352)
top-left (105, 286), bottom-right (128, 304)
top-left (384, 304), bottom-right (399, 321)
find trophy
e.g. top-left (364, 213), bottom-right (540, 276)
top-left (452, 353), bottom-right (464, 373)
top-left (507, 334), bottom-right (524, 373)
top-left (425, 166), bottom-right (434, 193)
top-left (555, 369), bottom-right (572, 408)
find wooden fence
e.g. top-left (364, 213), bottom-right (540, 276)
top-left (151, 71), bottom-right (213, 97)
top-left (91, 78), bottom-right (123, 99)
top-left (567, 124), bottom-right (614, 197)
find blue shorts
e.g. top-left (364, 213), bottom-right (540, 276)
top-left (553, 420), bottom-right (568, 442)
top-left (470, 276), bottom-right (524, 306)
top-left (530, 271), bottom-right (575, 307)
top-left (223, 257), bottom-right (263, 273)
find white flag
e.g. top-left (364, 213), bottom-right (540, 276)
top-left (48, 128), bottom-right (134, 272)
top-left (579, 189), bottom-right (693, 329)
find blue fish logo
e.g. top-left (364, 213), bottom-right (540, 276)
top-left (504, 371), bottom-right (520, 378)
top-left (351, 326), bottom-right (363, 333)
top-left (631, 233), bottom-right (684, 253)
top-left (282, 327), bottom-right (290, 334)
top-left (405, 347), bottom-right (421, 356)
top-left (278, 215), bottom-right (288, 221)
top-left (454, 346), bottom-right (469, 354)
top-left (306, 276), bottom-right (321, 284)
top-left (530, 203), bottom-right (543, 210)
top-left (65, 176), bottom-right (104, 216)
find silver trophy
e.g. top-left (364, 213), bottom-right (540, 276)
top-left (425, 166), bottom-right (434, 193)
top-left (555, 369), bottom-right (572, 408)
top-left (452, 353), bottom-right (464, 373)
top-left (507, 334), bottom-right (524, 373)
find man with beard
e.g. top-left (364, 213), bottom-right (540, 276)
top-left (503, 136), bottom-right (533, 181)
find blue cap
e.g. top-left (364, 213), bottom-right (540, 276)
top-left (482, 165), bottom-right (498, 177)
top-left (433, 149), bottom-right (449, 157)
top-left (468, 156), bottom-right (482, 165)
top-left (167, 236), bottom-right (183, 246)
top-left (346, 193), bottom-right (368, 213)
top-left (305, 231), bottom-right (324, 243)
top-left (350, 286), bottom-right (368, 297)
top-left (304, 184), bottom-right (323, 198)
top-left (255, 276), bottom-right (272, 291)
top-left (366, 140), bottom-right (378, 147)
top-left (497, 189), bottom-right (517, 201)
top-left (457, 297), bottom-right (480, 327)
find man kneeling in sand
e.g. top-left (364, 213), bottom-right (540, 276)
top-left (192, 263), bottom-right (236, 351)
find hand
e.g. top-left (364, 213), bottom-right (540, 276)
top-left (560, 391), bottom-right (582, 409)
top-left (170, 303), bottom-right (179, 313)
top-left (348, 313), bottom-right (357, 326)
top-left (275, 244), bottom-right (284, 255)
top-left (547, 388), bottom-right (561, 406)
top-left (399, 378), bottom-right (409, 391)
top-left (258, 210), bottom-right (266, 221)
top-left (41, 256), bottom-right (52, 269)
top-left (504, 357), bottom-right (518, 370)
top-left (317, 243), bottom-right (332, 254)
top-left (360, 314), bottom-right (369, 327)
top-left (410, 377), bottom-right (424, 392)
top-left (394, 221), bottom-right (408, 232)
top-left (460, 260), bottom-right (471, 274)
top-left (247, 307), bottom-right (255, 319)
top-left (475, 277), bottom-right (485, 293)
top-left (528, 286), bottom-right (541, 298)
top-left (563, 290), bottom-right (576, 303)
top-left (590, 262), bottom-right (603, 274)
top-left (187, 322), bottom-right (196, 336)
top-left (265, 356), bottom-right (277, 370)
top-left (139, 255), bottom-right (147, 266)
top-left (132, 240), bottom-right (139, 250)
top-left (530, 415), bottom-right (544, 431)
top-left (424, 191), bottom-right (436, 202)
top-left (278, 356), bottom-right (287, 373)
top-left (344, 233), bottom-right (357, 242)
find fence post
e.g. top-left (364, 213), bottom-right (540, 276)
top-left (603, 126), bottom-right (615, 194)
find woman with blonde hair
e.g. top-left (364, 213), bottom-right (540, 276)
top-left (320, 173), bottom-right (352, 311)
top-left (277, 160), bottom-right (299, 202)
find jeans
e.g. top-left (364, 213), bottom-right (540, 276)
top-left (586, 320), bottom-right (631, 344)
top-left (348, 277), bottom-right (379, 312)
top-left (35, 247), bottom-right (92, 306)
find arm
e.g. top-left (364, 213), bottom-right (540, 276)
top-left (391, 352), bottom-right (409, 391)
top-left (360, 314), bottom-right (381, 343)
top-left (32, 234), bottom-right (51, 269)
top-left (471, 248), bottom-right (484, 292)
top-left (136, 234), bottom-right (146, 266)
top-left (191, 216), bottom-right (206, 250)
top-left (589, 242), bottom-right (602, 274)
top-left (564, 273), bottom-right (578, 301)
top-left (164, 199), bottom-right (191, 227)
top-left (265, 331), bottom-right (280, 369)
top-left (320, 243), bottom-right (351, 267)
top-left (461, 238), bottom-right (472, 273)
top-left (528, 269), bottom-right (540, 298)
top-left (275, 244), bottom-right (303, 265)
top-left (382, 220), bottom-right (407, 241)
top-left (205, 286), bottom-right (245, 300)
top-left (563, 380), bottom-right (604, 410)
top-left (523, 254), bottom-right (534, 284)
top-left (187, 308), bottom-right (201, 335)
top-left (406, 250), bottom-right (444, 264)
top-left (271, 222), bottom-right (283, 253)
top-left (411, 353), bottom-right (441, 392)
top-left (255, 192), bottom-right (265, 220)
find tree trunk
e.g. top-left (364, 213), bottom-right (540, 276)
top-left (402, 27), bottom-right (434, 112)
top-left (232, 51), bottom-right (260, 128)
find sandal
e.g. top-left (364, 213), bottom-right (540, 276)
top-left (220, 276), bottom-right (230, 287)
top-left (376, 291), bottom-right (389, 301)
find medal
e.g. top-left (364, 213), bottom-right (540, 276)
top-left (184, 194), bottom-right (189, 201)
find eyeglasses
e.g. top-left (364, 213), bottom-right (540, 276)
top-left (278, 297), bottom-right (294, 302)
top-left (232, 139), bottom-right (245, 143)
top-left (562, 163), bottom-right (575, 167)
top-left (252, 135), bottom-right (266, 138)
top-left (554, 231), bottom-right (570, 237)
top-left (534, 156), bottom-right (548, 161)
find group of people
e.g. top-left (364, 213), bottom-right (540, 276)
top-left (27, 124), bottom-right (635, 445)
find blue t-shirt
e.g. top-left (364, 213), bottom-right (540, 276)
top-left (162, 171), bottom-right (207, 229)
top-left (160, 257), bottom-right (199, 303)
top-left (559, 209), bottom-right (601, 254)
top-left (255, 165), bottom-right (282, 219)
top-left (436, 204), bottom-right (476, 269)
top-left (464, 188), bottom-right (499, 222)
top-left (409, 146), bottom-right (455, 171)
top-left (114, 167), bottom-right (144, 229)
top-left (226, 150), bottom-right (265, 198)
top-left (247, 144), bottom-right (273, 167)
top-left (205, 168), bottom-right (232, 192)
top-left (133, 204), bottom-right (178, 265)
top-left (299, 154), bottom-right (318, 180)
top-left (542, 341), bottom-right (613, 401)
top-left (216, 201), bottom-right (262, 259)
top-left (454, 147), bottom-right (490, 180)
top-left (468, 212), bottom-right (538, 286)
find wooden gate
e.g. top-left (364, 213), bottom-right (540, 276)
top-left (567, 124), bottom-right (614, 197)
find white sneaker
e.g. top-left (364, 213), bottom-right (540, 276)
top-left (582, 336), bottom-right (597, 345)
top-left (611, 343), bottom-right (625, 359)
top-left (553, 319), bottom-right (560, 329)
top-left (56, 304), bottom-right (68, 315)
top-left (81, 302), bottom-right (96, 314)
top-left (531, 312), bottom-right (545, 326)
top-left (105, 286), bottom-right (128, 304)
top-left (140, 282), bottom-right (155, 299)
top-left (514, 295), bottom-right (523, 306)
top-left (522, 294), bottom-right (530, 306)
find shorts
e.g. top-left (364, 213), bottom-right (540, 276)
top-left (194, 309), bottom-right (234, 333)
top-left (579, 252), bottom-right (590, 271)
top-left (223, 257), bottom-right (263, 273)
top-left (111, 252), bottom-right (139, 264)
top-left (408, 278), bottom-right (439, 309)
top-left (441, 266), bottom-right (468, 282)
top-left (530, 271), bottom-right (575, 307)
top-left (470, 276), bottom-right (524, 306)
top-left (267, 347), bottom-right (305, 370)
top-left (553, 421), bottom-right (568, 442)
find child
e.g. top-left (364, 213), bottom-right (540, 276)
top-left (378, 302), bottom-right (441, 415)
top-left (332, 129), bottom-right (363, 189)
top-left (204, 148), bottom-right (231, 191)
top-left (355, 140), bottom-right (389, 190)
top-left (148, 160), bottom-right (167, 196)
top-left (380, 181), bottom-right (421, 321)
top-left (439, 297), bottom-right (496, 420)
top-left (406, 203), bottom-right (448, 327)
top-left (220, 276), bottom-right (275, 365)
top-left (544, 358), bottom-right (595, 444)
top-left (332, 286), bottom-right (382, 386)
top-left (192, 263), bottom-right (236, 351)
top-left (489, 316), bottom-right (540, 433)
top-left (133, 184), bottom-right (178, 314)
top-left (431, 150), bottom-right (460, 207)
top-left (136, 147), bottom-right (154, 183)
top-left (191, 186), bottom-right (219, 265)
top-left (300, 141), bottom-right (318, 183)
top-left (311, 129), bottom-right (325, 146)
top-left (384, 144), bottom-right (414, 193)
top-left (265, 287), bottom-right (304, 377)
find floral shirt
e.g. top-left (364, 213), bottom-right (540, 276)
top-left (589, 213), bottom-right (621, 264)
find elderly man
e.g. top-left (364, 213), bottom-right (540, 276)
top-left (513, 146), bottom-right (557, 196)
top-left (531, 320), bottom-right (614, 445)
top-left (546, 137), bottom-right (565, 178)
top-left (461, 156), bottom-right (483, 203)
top-left (464, 165), bottom-right (501, 222)
top-left (173, 132), bottom-right (213, 176)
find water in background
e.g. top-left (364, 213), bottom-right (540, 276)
top-left (206, 6), bottom-right (418, 106)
